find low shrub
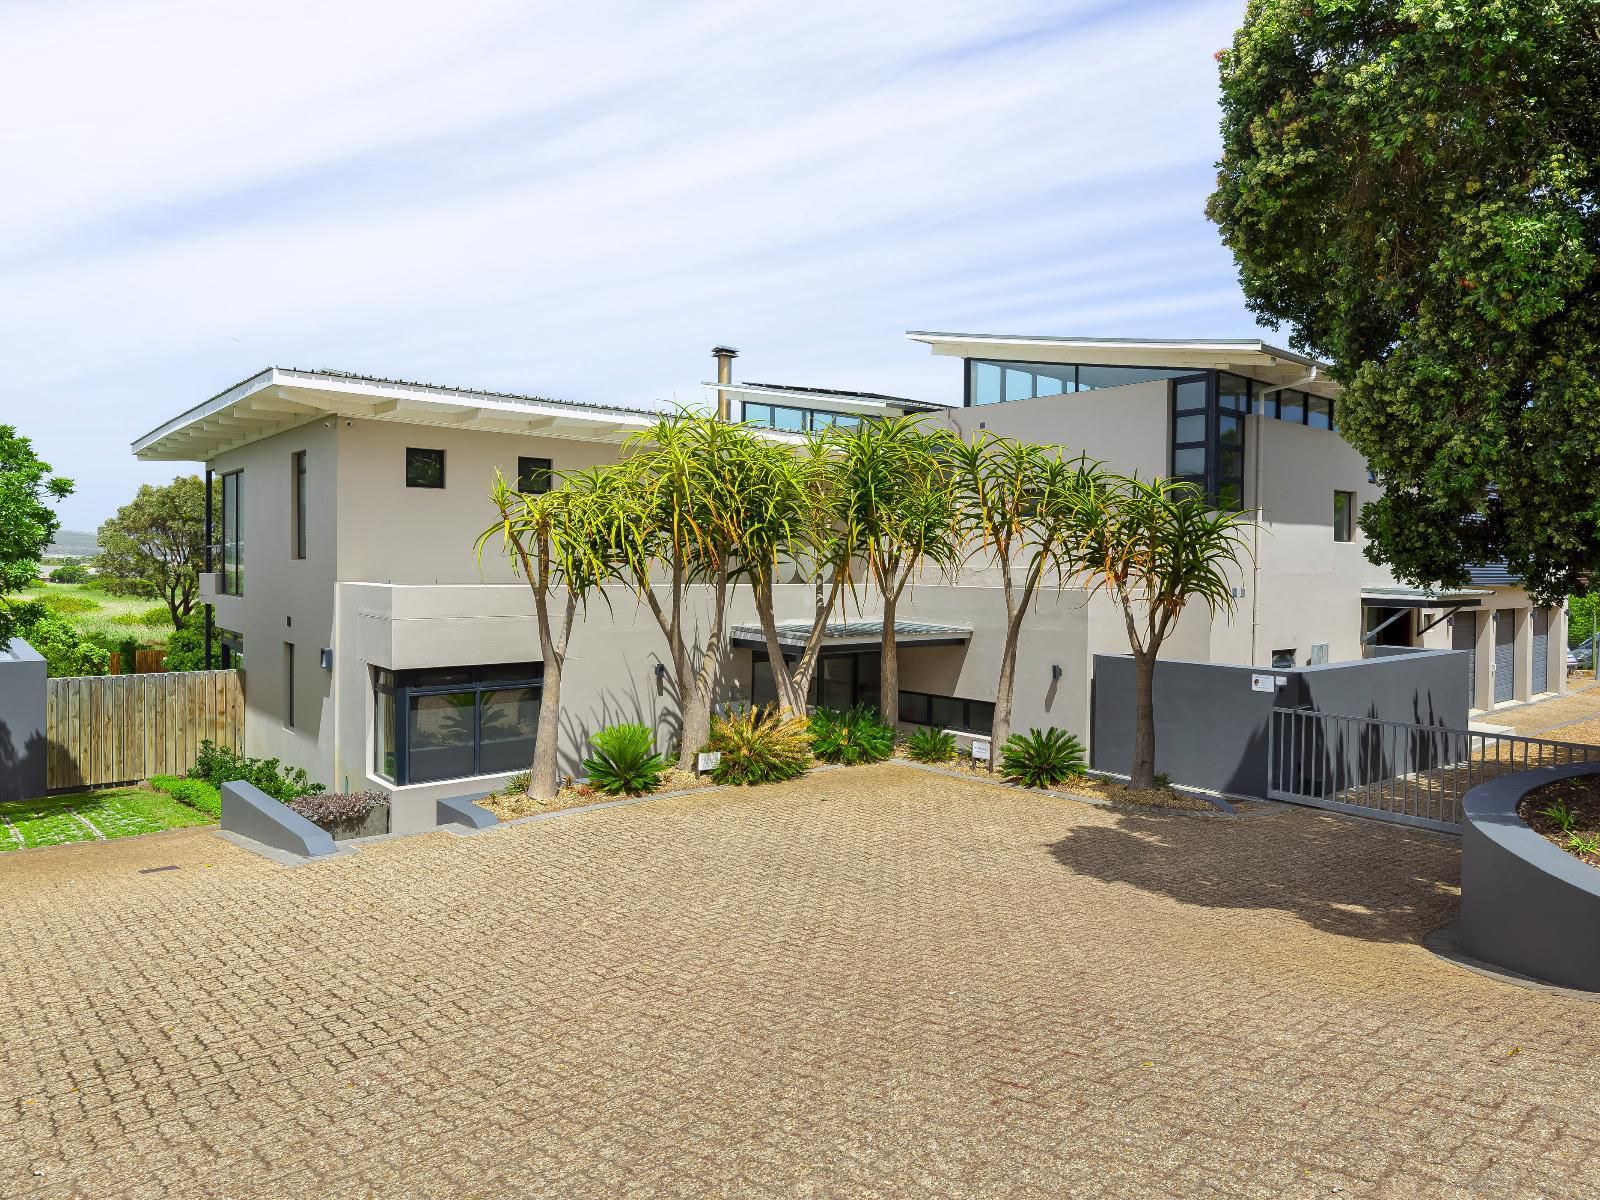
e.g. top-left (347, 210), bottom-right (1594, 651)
top-left (287, 791), bottom-right (387, 825)
top-left (582, 723), bottom-right (668, 796)
top-left (148, 774), bottom-right (221, 817)
top-left (188, 739), bottom-right (324, 802)
top-left (809, 705), bottom-right (895, 765)
top-left (39, 593), bottom-right (99, 615)
top-left (48, 563), bottom-right (90, 584)
top-left (999, 728), bottom-right (1087, 788)
top-left (905, 727), bottom-right (957, 763)
top-left (504, 771), bottom-right (532, 796)
top-left (706, 705), bottom-right (811, 786)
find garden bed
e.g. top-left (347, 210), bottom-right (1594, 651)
top-left (922, 755), bottom-right (1221, 812)
top-left (481, 768), bottom-right (704, 821)
top-left (1520, 775), bottom-right (1600, 867)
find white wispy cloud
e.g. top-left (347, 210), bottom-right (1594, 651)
top-left (0, 0), bottom-right (1255, 527)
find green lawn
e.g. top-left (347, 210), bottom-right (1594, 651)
top-left (18, 581), bottom-right (174, 648)
top-left (0, 787), bottom-right (213, 852)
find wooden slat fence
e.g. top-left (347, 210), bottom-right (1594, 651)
top-left (46, 670), bottom-right (243, 790)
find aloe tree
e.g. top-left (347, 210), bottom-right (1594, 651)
top-left (609, 414), bottom-right (746, 770)
top-left (477, 468), bottom-right (615, 799)
top-left (952, 435), bottom-right (1101, 768)
top-left (1075, 476), bottom-right (1251, 790)
top-left (832, 418), bottom-right (961, 726)
top-left (735, 432), bottom-right (851, 716)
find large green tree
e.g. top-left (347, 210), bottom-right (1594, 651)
top-left (95, 475), bottom-right (210, 627)
top-left (1208, 0), bottom-right (1600, 602)
top-left (0, 425), bottom-right (74, 646)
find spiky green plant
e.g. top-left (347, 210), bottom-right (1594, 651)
top-left (905, 727), bottom-right (957, 763)
top-left (582, 723), bottom-right (668, 796)
top-left (999, 728), bottom-right (1087, 789)
top-left (808, 705), bottom-right (895, 766)
top-left (1540, 799), bottom-right (1578, 834)
top-left (706, 705), bottom-right (812, 786)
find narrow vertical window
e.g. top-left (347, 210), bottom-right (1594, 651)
top-left (220, 470), bottom-right (243, 594)
top-left (516, 456), bottom-right (553, 494)
top-left (284, 643), bottom-right (296, 729)
top-left (1333, 490), bottom-right (1355, 542)
top-left (292, 450), bottom-right (307, 559)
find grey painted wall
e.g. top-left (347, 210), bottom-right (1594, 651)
top-left (1091, 648), bottom-right (1471, 798)
top-left (0, 640), bottom-right (47, 802)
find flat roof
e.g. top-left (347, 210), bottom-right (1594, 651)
top-left (704, 380), bottom-right (942, 415)
top-left (1361, 587), bottom-right (1491, 610)
top-left (729, 619), bottom-right (971, 650)
top-left (133, 367), bottom-right (668, 462)
top-left (905, 331), bottom-right (1340, 397)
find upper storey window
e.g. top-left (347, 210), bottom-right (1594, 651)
top-left (219, 470), bottom-right (243, 595)
top-left (741, 402), bottom-right (864, 432)
top-left (967, 359), bottom-right (1193, 405)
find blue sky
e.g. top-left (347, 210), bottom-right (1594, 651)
top-left (0, 0), bottom-right (1262, 530)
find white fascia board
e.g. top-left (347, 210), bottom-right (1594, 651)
top-left (704, 382), bottom-right (916, 416)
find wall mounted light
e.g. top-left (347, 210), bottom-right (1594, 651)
top-left (1051, 664), bottom-right (1063, 680)
top-left (654, 663), bottom-right (668, 684)
top-left (319, 648), bottom-right (333, 670)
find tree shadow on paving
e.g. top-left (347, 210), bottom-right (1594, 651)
top-left (1045, 809), bottom-right (1460, 945)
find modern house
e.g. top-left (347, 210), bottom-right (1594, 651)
top-left (131, 339), bottom-right (1564, 831)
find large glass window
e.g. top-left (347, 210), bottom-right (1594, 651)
top-left (1306, 394), bottom-right (1332, 430)
top-left (897, 690), bottom-right (995, 735)
top-left (375, 662), bottom-right (543, 785)
top-left (741, 401), bottom-right (867, 432)
top-left (967, 359), bottom-right (1189, 405)
top-left (219, 470), bottom-right (243, 595)
top-left (1168, 374), bottom-right (1247, 510)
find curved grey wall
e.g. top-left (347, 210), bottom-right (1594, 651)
top-left (1460, 764), bottom-right (1600, 992)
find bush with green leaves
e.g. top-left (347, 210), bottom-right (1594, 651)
top-left (38, 592), bottom-right (98, 615)
top-left (904, 726), bottom-right (956, 763)
top-left (999, 728), bottom-right (1087, 789)
top-left (148, 774), bottom-right (221, 817)
top-left (808, 705), bottom-right (895, 766)
top-left (582, 723), bottom-right (668, 796)
top-left (187, 739), bottom-right (323, 802)
top-left (48, 562), bottom-right (89, 584)
top-left (4, 602), bottom-right (108, 676)
top-left (706, 705), bottom-right (811, 786)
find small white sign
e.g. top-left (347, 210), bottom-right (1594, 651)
top-left (697, 751), bottom-right (722, 774)
top-left (971, 739), bottom-right (991, 762)
top-left (1275, 675), bottom-right (1288, 687)
top-left (1250, 674), bottom-right (1276, 693)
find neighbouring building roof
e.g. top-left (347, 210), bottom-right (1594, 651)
top-left (132, 367), bottom-right (669, 462)
top-left (729, 620), bottom-right (971, 650)
top-left (704, 380), bottom-right (942, 415)
top-left (1360, 586), bottom-right (1492, 609)
top-left (1464, 562), bottom-right (1523, 587)
top-left (905, 331), bottom-right (1341, 398)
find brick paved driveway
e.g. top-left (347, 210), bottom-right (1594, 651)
top-left (4, 764), bottom-right (1598, 1199)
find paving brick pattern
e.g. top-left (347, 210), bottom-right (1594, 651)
top-left (3, 765), bottom-right (1599, 1198)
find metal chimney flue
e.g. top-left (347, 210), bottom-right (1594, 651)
top-left (711, 345), bottom-right (738, 422)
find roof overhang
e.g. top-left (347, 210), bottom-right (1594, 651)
top-left (1360, 587), bottom-right (1490, 610)
top-left (132, 368), bottom-right (664, 463)
top-left (905, 331), bottom-right (1340, 399)
top-left (729, 620), bottom-right (971, 653)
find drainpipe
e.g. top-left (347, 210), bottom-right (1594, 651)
top-left (712, 345), bottom-right (738, 422)
top-left (203, 466), bottom-right (214, 672)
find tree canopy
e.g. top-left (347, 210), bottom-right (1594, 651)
top-left (1208, 0), bottom-right (1600, 603)
top-left (95, 476), bottom-right (210, 626)
top-left (0, 425), bottom-right (74, 647)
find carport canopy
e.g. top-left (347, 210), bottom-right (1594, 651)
top-left (730, 620), bottom-right (970, 653)
top-left (1359, 587), bottom-right (1488, 610)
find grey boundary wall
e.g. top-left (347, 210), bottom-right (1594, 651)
top-left (0, 640), bottom-right (47, 802)
top-left (1460, 764), bottom-right (1600, 992)
top-left (1090, 649), bottom-right (1470, 798)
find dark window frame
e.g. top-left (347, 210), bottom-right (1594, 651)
top-left (405, 447), bottom-right (446, 489)
top-left (283, 642), bottom-right (295, 729)
top-left (897, 689), bottom-right (995, 736)
top-left (1333, 490), bottom-right (1356, 542)
top-left (375, 662), bottom-right (544, 785)
top-left (291, 450), bottom-right (307, 559)
top-left (739, 400), bottom-right (865, 433)
top-left (517, 456), bottom-right (553, 495)
top-left (1166, 372), bottom-right (1247, 511)
top-left (219, 469), bottom-right (243, 595)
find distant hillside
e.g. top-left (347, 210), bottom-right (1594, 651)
top-left (46, 530), bottom-right (100, 559)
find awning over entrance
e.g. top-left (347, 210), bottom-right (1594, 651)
top-left (729, 620), bottom-right (971, 652)
top-left (1359, 587), bottom-right (1489, 610)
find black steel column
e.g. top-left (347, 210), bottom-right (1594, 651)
top-left (203, 468), bottom-right (213, 671)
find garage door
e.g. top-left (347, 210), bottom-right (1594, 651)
top-left (1533, 609), bottom-right (1549, 694)
top-left (1453, 612), bottom-right (1476, 704)
top-left (1494, 611), bottom-right (1515, 704)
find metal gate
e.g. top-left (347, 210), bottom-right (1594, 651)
top-left (1452, 612), bottom-right (1476, 705)
top-left (1493, 611), bottom-right (1515, 704)
top-left (1267, 707), bottom-right (1599, 832)
top-left (1533, 609), bottom-right (1549, 694)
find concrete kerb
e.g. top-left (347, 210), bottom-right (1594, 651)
top-left (1424, 919), bottom-right (1600, 1004)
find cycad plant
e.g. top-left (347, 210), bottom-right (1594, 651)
top-left (706, 705), bottom-right (812, 786)
top-left (999, 728), bottom-right (1087, 788)
top-left (808, 705), bottom-right (895, 765)
top-left (905, 726), bottom-right (957, 763)
top-left (582, 723), bottom-right (668, 796)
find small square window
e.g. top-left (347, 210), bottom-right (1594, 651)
top-left (406, 447), bottom-right (445, 489)
top-left (517, 456), bottom-right (553, 494)
top-left (1271, 648), bottom-right (1297, 670)
top-left (1333, 490), bottom-right (1355, 541)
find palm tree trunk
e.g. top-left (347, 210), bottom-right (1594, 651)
top-left (1130, 648), bottom-right (1157, 790)
top-left (990, 635), bottom-right (1019, 773)
top-left (683, 562), bottom-right (732, 762)
top-left (755, 576), bottom-right (805, 714)
top-left (879, 576), bottom-right (900, 724)
top-left (527, 590), bottom-right (575, 800)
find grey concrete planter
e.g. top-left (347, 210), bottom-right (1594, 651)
top-left (1460, 764), bottom-right (1600, 992)
top-left (316, 805), bottom-right (390, 841)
